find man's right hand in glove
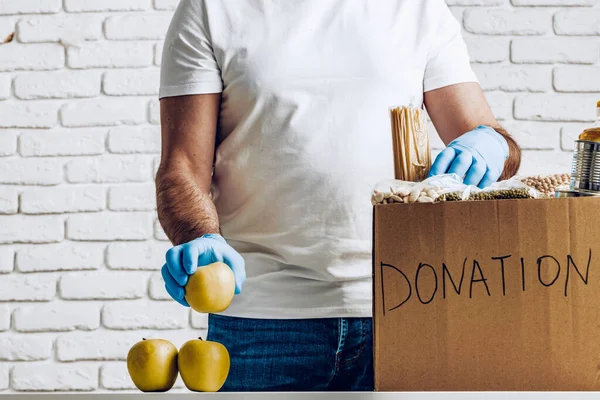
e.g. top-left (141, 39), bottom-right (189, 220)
top-left (161, 233), bottom-right (246, 307)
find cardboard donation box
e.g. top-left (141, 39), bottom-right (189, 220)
top-left (373, 197), bottom-right (600, 391)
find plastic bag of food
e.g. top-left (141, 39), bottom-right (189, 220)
top-left (518, 173), bottom-right (570, 198)
top-left (372, 174), bottom-right (470, 204)
top-left (390, 105), bottom-right (431, 182)
top-left (467, 178), bottom-right (544, 201)
top-left (372, 174), bottom-right (544, 205)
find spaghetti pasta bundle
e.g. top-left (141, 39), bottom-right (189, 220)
top-left (390, 105), bottom-right (432, 182)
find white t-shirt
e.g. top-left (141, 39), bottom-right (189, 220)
top-left (160, 0), bottom-right (478, 319)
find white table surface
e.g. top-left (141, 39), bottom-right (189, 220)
top-left (0, 393), bottom-right (598, 399)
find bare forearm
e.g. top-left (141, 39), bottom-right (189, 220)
top-left (155, 168), bottom-right (220, 246)
top-left (424, 83), bottom-right (522, 181)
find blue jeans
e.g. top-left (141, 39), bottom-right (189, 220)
top-left (207, 314), bottom-right (374, 391)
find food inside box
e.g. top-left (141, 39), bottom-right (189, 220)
top-left (371, 99), bottom-right (600, 392)
top-left (375, 100), bottom-right (600, 205)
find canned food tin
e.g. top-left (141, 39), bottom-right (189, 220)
top-left (570, 140), bottom-right (600, 192)
top-left (555, 189), bottom-right (600, 198)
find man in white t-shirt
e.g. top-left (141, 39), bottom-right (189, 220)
top-left (156, 0), bottom-right (521, 391)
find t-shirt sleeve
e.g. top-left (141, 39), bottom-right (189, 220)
top-left (159, 0), bottom-right (223, 99)
top-left (423, 1), bottom-right (478, 93)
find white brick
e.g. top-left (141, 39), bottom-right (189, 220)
top-left (0, 336), bottom-right (52, 361)
top-left (0, 131), bottom-right (17, 155)
top-left (107, 241), bottom-right (169, 270)
top-left (519, 151), bottom-right (574, 176)
top-left (149, 98), bottom-right (160, 124)
top-left (108, 126), bottom-right (160, 153)
top-left (0, 186), bottom-right (18, 214)
top-left (449, 7), bottom-right (463, 23)
top-left (561, 123), bottom-right (590, 151)
top-left (464, 10), bottom-right (550, 35)
top-left (60, 271), bottom-right (146, 300)
top-left (465, 36), bottom-right (509, 63)
top-left (0, 158), bottom-right (62, 185)
top-left (19, 128), bottom-right (105, 156)
top-left (190, 312), bottom-right (208, 329)
top-left (100, 363), bottom-right (136, 390)
top-left (11, 364), bottom-right (98, 391)
top-left (16, 242), bottom-right (104, 272)
top-left (17, 15), bottom-right (103, 43)
top-left (484, 91), bottom-right (514, 121)
top-left (0, 305), bottom-right (9, 331)
top-left (66, 155), bottom-right (152, 183)
top-left (65, 0), bottom-right (152, 12)
top-left (149, 272), bottom-right (169, 300)
top-left (61, 97), bottom-right (147, 127)
top-left (103, 68), bottom-right (160, 96)
top-left (154, 0), bottom-right (180, 10)
top-left (100, 361), bottom-right (185, 390)
top-left (0, 246), bottom-right (13, 273)
top-left (554, 67), bottom-right (600, 92)
top-left (0, 0), bottom-right (62, 15)
top-left (67, 212), bottom-right (153, 241)
top-left (57, 331), bottom-right (142, 361)
top-left (0, 74), bottom-right (10, 100)
top-left (0, 16), bottom-right (15, 40)
top-left (109, 184), bottom-right (156, 211)
top-left (0, 44), bottom-right (64, 72)
top-left (0, 364), bottom-right (7, 390)
top-left (14, 303), bottom-right (100, 332)
top-left (472, 65), bottom-right (550, 92)
top-left (105, 14), bottom-right (172, 40)
top-left (15, 71), bottom-right (101, 100)
top-left (555, 10), bottom-right (600, 36)
top-left (21, 186), bottom-right (105, 214)
top-left (67, 42), bottom-right (153, 69)
top-left (515, 94), bottom-right (600, 122)
top-left (0, 274), bottom-right (56, 301)
top-left (102, 300), bottom-right (188, 329)
top-left (0, 215), bottom-right (64, 244)
top-left (447, 0), bottom-right (502, 4)
top-left (154, 218), bottom-right (169, 241)
top-left (512, 0), bottom-right (595, 5)
top-left (0, 102), bottom-right (59, 128)
top-left (511, 38), bottom-right (598, 64)
top-left (154, 42), bottom-right (163, 66)
top-left (502, 121), bottom-right (560, 150)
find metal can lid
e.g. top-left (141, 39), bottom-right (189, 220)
top-left (555, 189), bottom-right (600, 198)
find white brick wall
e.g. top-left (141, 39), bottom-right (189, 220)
top-left (0, 0), bottom-right (599, 393)
top-left (16, 14), bottom-right (104, 43)
top-left (0, 336), bottom-right (53, 361)
top-left (14, 70), bottom-right (102, 99)
top-left (0, 43), bottom-right (64, 71)
top-left (11, 364), bottom-right (98, 391)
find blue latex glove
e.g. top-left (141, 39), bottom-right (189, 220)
top-left (428, 126), bottom-right (509, 188)
top-left (161, 233), bottom-right (246, 307)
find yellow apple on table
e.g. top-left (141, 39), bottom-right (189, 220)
top-left (185, 261), bottom-right (235, 313)
top-left (178, 337), bottom-right (230, 392)
top-left (126, 338), bottom-right (178, 392)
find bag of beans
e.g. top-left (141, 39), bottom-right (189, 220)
top-left (519, 173), bottom-right (570, 198)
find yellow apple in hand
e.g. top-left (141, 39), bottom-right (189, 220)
top-left (127, 338), bottom-right (178, 392)
top-left (185, 262), bottom-right (235, 313)
top-left (178, 337), bottom-right (230, 392)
